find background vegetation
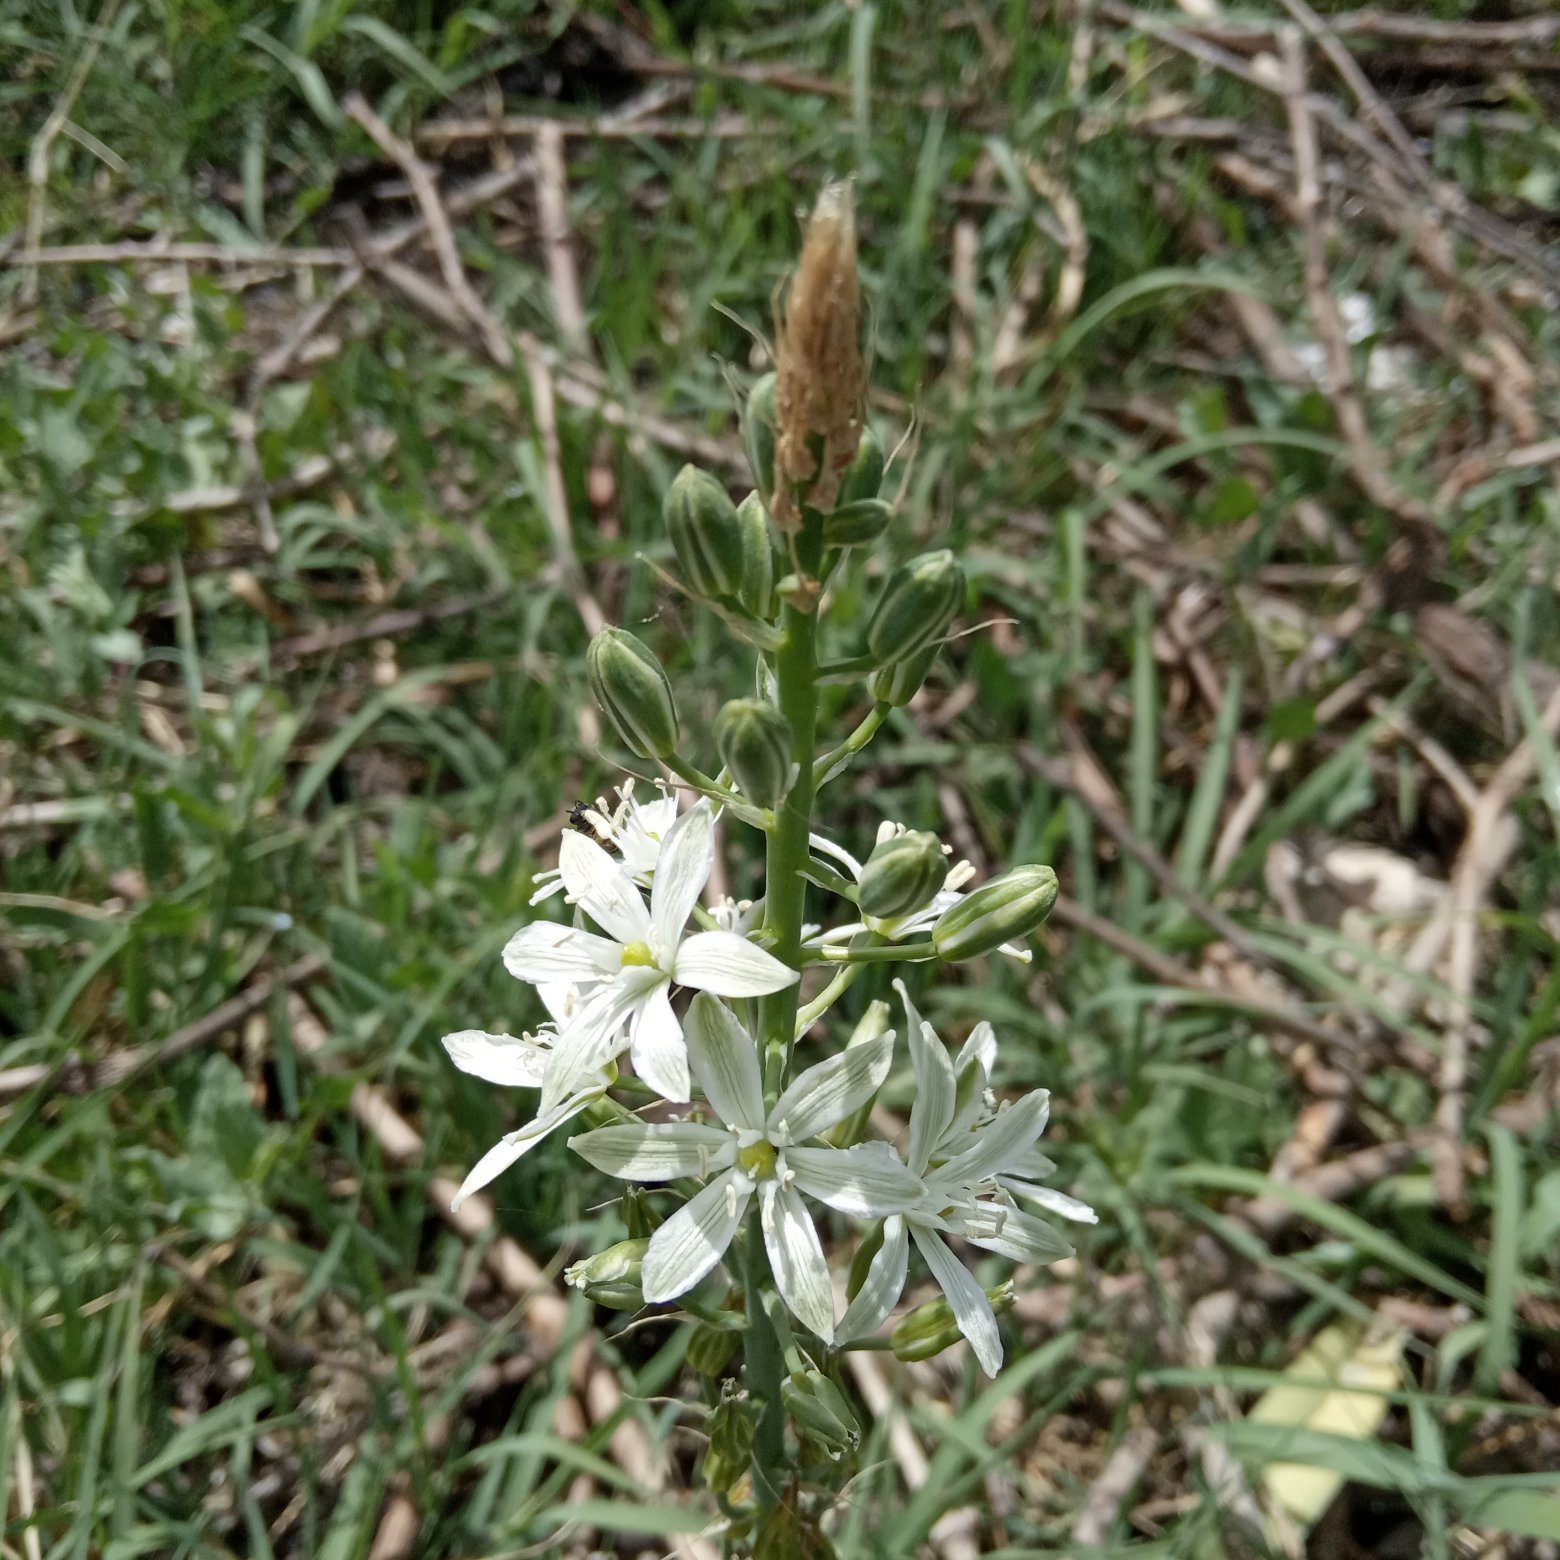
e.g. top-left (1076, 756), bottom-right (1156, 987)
top-left (3, 1), bottom-right (1558, 1555)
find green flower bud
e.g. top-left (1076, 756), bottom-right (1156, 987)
top-left (736, 491), bottom-right (776, 619)
top-left (563, 1238), bottom-right (648, 1311)
top-left (866, 549), bottom-right (964, 666)
top-left (715, 698), bottom-right (794, 808)
top-left (744, 372), bottom-right (778, 504)
top-left (932, 865), bottom-right (1058, 961)
top-left (783, 1371), bottom-right (859, 1459)
top-left (821, 498), bottom-right (893, 547)
top-left (838, 423), bottom-right (885, 506)
top-left (867, 644), bottom-right (938, 707)
top-left (665, 464), bottom-right (744, 599)
top-left (890, 1281), bottom-right (1016, 1363)
top-left (687, 1321), bottom-right (740, 1377)
top-left (622, 1185), bottom-right (662, 1239)
top-left (705, 1386), bottom-right (756, 1494)
top-left (857, 829), bottom-right (947, 920)
top-left (586, 627), bottom-right (680, 758)
top-left (845, 1221), bottom-right (886, 1301)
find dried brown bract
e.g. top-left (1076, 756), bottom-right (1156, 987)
top-left (773, 180), bottom-right (864, 530)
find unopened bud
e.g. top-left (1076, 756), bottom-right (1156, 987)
top-left (932, 865), bottom-right (1058, 961)
top-left (736, 491), bottom-right (776, 619)
top-left (782, 1370), bottom-right (859, 1458)
top-left (715, 699), bottom-right (794, 809)
top-left (564, 1238), bottom-right (648, 1311)
top-left (867, 644), bottom-right (938, 707)
top-left (704, 1386), bottom-right (756, 1494)
top-left (890, 1281), bottom-right (1016, 1362)
top-left (866, 550), bottom-right (963, 666)
top-left (744, 373), bottom-right (778, 506)
top-left (753, 1501), bottom-right (837, 1560)
top-left (665, 464), bottom-right (744, 599)
top-left (857, 829), bottom-right (946, 920)
top-left (687, 1322), bottom-right (740, 1377)
top-left (622, 1185), bottom-right (662, 1239)
top-left (821, 498), bottom-right (893, 548)
top-left (586, 627), bottom-right (680, 758)
top-left (838, 423), bottom-right (885, 506)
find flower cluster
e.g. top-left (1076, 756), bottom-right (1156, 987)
top-left (445, 797), bottom-right (1093, 1371)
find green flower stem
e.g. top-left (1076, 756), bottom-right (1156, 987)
top-left (814, 700), bottom-right (890, 787)
top-left (746, 514), bottom-right (827, 1513)
top-left (814, 653), bottom-right (876, 681)
top-left (813, 940), bottom-right (938, 964)
top-left (798, 859), bottom-right (858, 898)
top-left (660, 755), bottom-right (771, 827)
top-left (794, 962), bottom-right (862, 1038)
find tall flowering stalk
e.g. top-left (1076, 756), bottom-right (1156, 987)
top-left (442, 183), bottom-right (1096, 1553)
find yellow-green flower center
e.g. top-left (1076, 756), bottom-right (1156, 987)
top-left (738, 1140), bottom-right (777, 1179)
top-left (620, 940), bottom-right (657, 968)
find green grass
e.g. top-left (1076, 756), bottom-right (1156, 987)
top-left (4, 1), bottom-right (1560, 1555)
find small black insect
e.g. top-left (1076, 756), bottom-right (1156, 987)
top-left (567, 801), bottom-right (595, 835)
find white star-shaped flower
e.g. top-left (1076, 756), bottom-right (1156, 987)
top-left (503, 801), bottom-right (797, 1109)
top-left (838, 982), bottom-right (1093, 1375)
top-left (568, 992), bottom-right (923, 1341)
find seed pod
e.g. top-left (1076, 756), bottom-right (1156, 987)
top-left (821, 498), bottom-right (893, 548)
top-left (687, 1322), bottom-right (740, 1377)
top-left (715, 698), bottom-right (794, 809)
top-left (704, 1386), bottom-right (756, 1494)
top-left (890, 1282), bottom-right (1016, 1363)
top-left (838, 423), bottom-right (885, 506)
top-left (857, 829), bottom-right (946, 920)
top-left (744, 373), bottom-right (778, 505)
top-left (665, 464), bottom-right (744, 599)
top-left (866, 549), bottom-right (963, 666)
top-left (563, 1238), bottom-right (648, 1311)
top-left (586, 627), bottom-right (680, 758)
top-left (736, 491), bottom-right (776, 619)
top-left (932, 865), bottom-right (1059, 962)
top-left (867, 644), bottom-right (938, 707)
top-left (783, 1371), bottom-right (860, 1459)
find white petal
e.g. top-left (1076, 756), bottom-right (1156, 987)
top-left (629, 982), bottom-right (691, 1101)
top-left (557, 830), bottom-right (652, 944)
top-left (999, 1179), bottom-right (1099, 1224)
top-left (760, 1178), bottom-right (835, 1342)
top-left (450, 1089), bottom-right (598, 1209)
top-left (503, 922), bottom-right (621, 985)
top-left (650, 802), bottom-right (714, 952)
top-left (912, 1224), bottom-right (1003, 1377)
top-left (537, 982), bottom-right (588, 1027)
top-left (808, 832), bottom-right (864, 879)
top-left (539, 968), bottom-right (660, 1112)
top-left (642, 1171), bottom-right (750, 1302)
top-left (895, 979), bottom-right (955, 1176)
top-left (786, 1143), bottom-right (925, 1218)
top-left (673, 931), bottom-right (797, 997)
top-left (935, 1091), bottom-right (1050, 1188)
top-left (838, 1215), bottom-right (909, 1341)
top-left (567, 1121), bottom-right (733, 1181)
top-left (955, 1020), bottom-right (997, 1080)
top-left (682, 992), bottom-right (765, 1131)
top-left (441, 1029), bottom-right (547, 1088)
top-left (967, 1206), bottom-right (1074, 1265)
top-left (769, 1030), bottom-right (894, 1144)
